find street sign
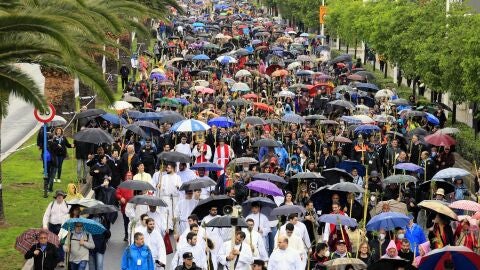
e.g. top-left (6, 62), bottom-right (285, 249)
top-left (33, 103), bottom-right (56, 123)
top-left (320, 6), bottom-right (327, 24)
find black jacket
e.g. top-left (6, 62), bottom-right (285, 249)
top-left (174, 263), bottom-right (202, 270)
top-left (52, 136), bottom-right (72, 157)
top-left (24, 242), bottom-right (58, 270)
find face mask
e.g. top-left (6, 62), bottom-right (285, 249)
top-left (243, 167), bottom-right (249, 171)
top-left (397, 234), bottom-right (404, 239)
top-left (379, 233), bottom-right (386, 240)
top-left (324, 250), bottom-right (330, 258)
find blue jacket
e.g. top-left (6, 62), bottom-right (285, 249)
top-left (121, 244), bottom-right (154, 270)
top-left (405, 223), bottom-right (426, 255)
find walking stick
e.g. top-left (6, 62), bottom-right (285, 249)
top-left (362, 166), bottom-right (369, 230)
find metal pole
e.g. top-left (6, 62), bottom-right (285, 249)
top-left (43, 124), bottom-right (48, 197)
top-left (320, 0), bottom-right (325, 45)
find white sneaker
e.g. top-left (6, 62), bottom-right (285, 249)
top-left (53, 179), bottom-right (57, 183)
top-left (57, 179), bottom-right (61, 183)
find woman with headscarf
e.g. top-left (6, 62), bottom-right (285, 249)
top-left (412, 241), bottom-right (431, 268)
top-left (454, 219), bottom-right (478, 250)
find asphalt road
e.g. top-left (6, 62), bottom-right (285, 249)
top-left (1, 63), bottom-right (44, 161)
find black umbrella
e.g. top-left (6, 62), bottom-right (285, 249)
top-left (252, 139), bottom-right (281, 148)
top-left (123, 95), bottom-right (143, 104)
top-left (179, 177), bottom-right (216, 191)
top-left (368, 258), bottom-right (415, 270)
top-left (242, 197), bottom-right (277, 208)
top-left (242, 116), bottom-right (267, 126)
top-left (228, 98), bottom-right (251, 107)
top-left (133, 121), bottom-right (161, 132)
top-left (310, 185), bottom-right (348, 214)
top-left (157, 151), bottom-right (192, 163)
top-left (355, 71), bottom-right (376, 80)
top-left (80, 204), bottom-right (118, 215)
top-left (390, 98), bottom-right (410, 106)
top-left (270, 205), bottom-right (305, 216)
top-left (252, 173), bottom-right (286, 184)
top-left (433, 101), bottom-right (453, 112)
top-left (123, 124), bottom-right (148, 138)
top-left (330, 54), bottom-right (352, 64)
top-left (205, 216), bottom-right (248, 228)
top-left (129, 195), bottom-right (168, 207)
top-left (328, 182), bottom-right (364, 193)
top-left (290, 172), bottom-right (325, 181)
top-left (157, 110), bottom-right (186, 123)
top-left (73, 128), bottom-right (115, 144)
top-left (408, 127), bottom-right (428, 137)
top-left (118, 180), bottom-right (155, 191)
top-left (304, 114), bottom-right (327, 121)
top-left (322, 168), bottom-right (354, 184)
top-left (191, 195), bottom-right (234, 220)
top-left (420, 179), bottom-right (455, 194)
top-left (73, 108), bottom-right (106, 120)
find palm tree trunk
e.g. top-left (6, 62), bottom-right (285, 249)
top-left (0, 117), bottom-right (5, 224)
top-left (41, 67), bottom-right (76, 123)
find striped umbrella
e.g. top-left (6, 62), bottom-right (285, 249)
top-left (16, 229), bottom-right (59, 254)
top-left (419, 246), bottom-right (480, 270)
top-left (170, 119), bottom-right (210, 132)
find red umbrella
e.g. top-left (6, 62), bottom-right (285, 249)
top-left (253, 102), bottom-right (274, 112)
top-left (265, 64), bottom-right (282, 76)
top-left (243, 93), bottom-right (259, 100)
top-left (198, 87), bottom-right (215, 94)
top-left (424, 133), bottom-right (456, 146)
top-left (16, 229), bottom-right (59, 254)
top-left (309, 83), bottom-right (334, 96)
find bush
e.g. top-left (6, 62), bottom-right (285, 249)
top-left (449, 120), bottom-right (480, 165)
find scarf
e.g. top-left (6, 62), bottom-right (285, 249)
top-left (196, 143), bottom-right (208, 164)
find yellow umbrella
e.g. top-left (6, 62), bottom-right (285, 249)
top-left (371, 200), bottom-right (408, 217)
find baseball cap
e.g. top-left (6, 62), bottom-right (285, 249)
top-left (182, 252), bottom-right (194, 259)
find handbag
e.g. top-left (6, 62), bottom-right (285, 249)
top-left (163, 232), bottom-right (173, 254)
top-left (22, 258), bottom-right (34, 270)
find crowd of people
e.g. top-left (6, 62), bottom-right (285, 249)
top-left (23, 0), bottom-right (480, 270)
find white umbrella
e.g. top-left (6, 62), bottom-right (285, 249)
top-left (170, 119), bottom-right (211, 132)
top-left (235, 69), bottom-right (252, 78)
top-left (352, 114), bottom-right (375, 124)
top-left (193, 80), bottom-right (209, 87)
top-left (276, 90), bottom-right (296, 98)
top-left (110, 101), bottom-right (133, 110)
top-left (287, 61), bottom-right (301, 70)
top-left (231, 82), bottom-right (250, 92)
top-left (375, 89), bottom-right (395, 99)
top-left (437, 127), bottom-right (460, 134)
top-left (49, 115), bottom-right (67, 127)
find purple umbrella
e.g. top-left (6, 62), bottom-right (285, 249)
top-left (246, 180), bottom-right (283, 196)
top-left (394, 162), bottom-right (424, 172)
top-left (150, 72), bottom-right (167, 81)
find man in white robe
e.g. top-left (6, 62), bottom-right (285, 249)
top-left (146, 205), bottom-right (167, 236)
top-left (245, 202), bottom-right (271, 251)
top-left (268, 235), bottom-right (303, 270)
top-left (177, 162), bottom-right (197, 199)
top-left (174, 190), bottom-right (199, 234)
top-left (243, 218), bottom-right (269, 261)
top-left (278, 213), bottom-right (311, 250)
top-left (143, 218), bottom-right (167, 269)
top-left (171, 232), bottom-right (207, 269)
top-left (275, 223), bottom-right (307, 270)
top-left (157, 163), bottom-right (182, 231)
top-left (218, 231), bottom-right (253, 270)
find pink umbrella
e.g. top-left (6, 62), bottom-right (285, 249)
top-left (457, 215), bottom-right (479, 231)
top-left (449, 200), bottom-right (480, 212)
top-left (424, 133), bottom-right (456, 146)
top-left (199, 87), bottom-right (215, 94)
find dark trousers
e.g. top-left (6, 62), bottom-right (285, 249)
top-left (48, 223), bottom-right (64, 262)
top-left (121, 77), bottom-right (128, 90)
top-left (122, 212), bottom-right (129, 239)
top-left (55, 156), bottom-right (65, 179)
top-left (44, 162), bottom-right (56, 192)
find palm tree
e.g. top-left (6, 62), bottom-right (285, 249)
top-left (0, 0), bottom-right (182, 223)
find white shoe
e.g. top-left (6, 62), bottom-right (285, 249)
top-left (53, 179), bottom-right (57, 183)
top-left (57, 179), bottom-right (61, 183)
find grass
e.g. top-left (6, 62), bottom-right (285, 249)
top-left (0, 136), bottom-right (76, 270)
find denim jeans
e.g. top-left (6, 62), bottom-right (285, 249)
top-left (76, 159), bottom-right (89, 181)
top-left (89, 253), bottom-right (104, 270)
top-left (268, 226), bottom-right (278, 255)
top-left (55, 156), bottom-right (65, 179)
top-left (69, 260), bottom-right (88, 270)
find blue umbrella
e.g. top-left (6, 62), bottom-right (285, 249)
top-left (174, 98), bottom-right (190, 105)
top-left (354, 125), bottom-right (381, 134)
top-left (394, 163), bottom-right (424, 172)
top-left (207, 116), bottom-right (235, 128)
top-left (432, 167), bottom-right (471, 179)
top-left (355, 82), bottom-right (379, 92)
top-left (336, 160), bottom-right (366, 177)
top-left (271, 46), bottom-right (284, 51)
top-left (192, 54), bottom-right (210, 61)
top-left (318, 214), bottom-right (357, 227)
top-left (296, 70), bottom-right (314, 76)
top-left (126, 110), bottom-right (143, 119)
top-left (100, 113), bottom-right (127, 125)
top-left (425, 112), bottom-right (440, 126)
top-left (137, 112), bottom-right (163, 121)
top-left (252, 39), bottom-right (262, 45)
top-left (192, 22), bottom-right (205, 27)
top-left (62, 217), bottom-right (106, 235)
top-left (191, 162), bottom-right (223, 171)
top-left (366, 212), bottom-right (410, 231)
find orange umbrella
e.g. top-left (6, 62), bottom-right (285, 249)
top-left (253, 102), bottom-right (274, 112)
top-left (271, 69), bottom-right (289, 77)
